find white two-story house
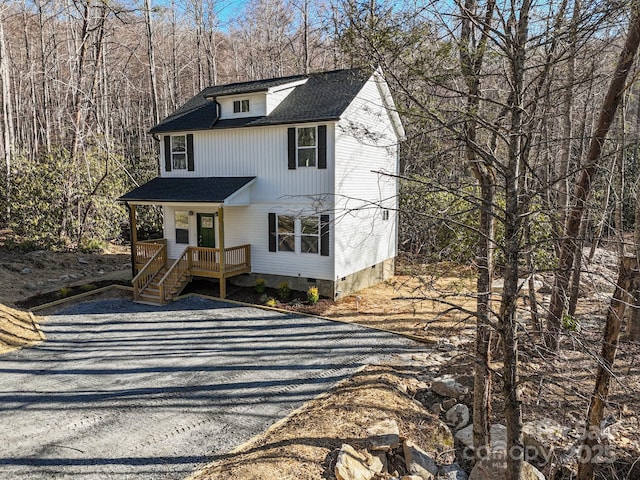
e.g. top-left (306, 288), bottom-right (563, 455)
top-left (120, 67), bottom-right (404, 304)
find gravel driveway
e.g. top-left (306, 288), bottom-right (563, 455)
top-left (0, 296), bottom-right (418, 479)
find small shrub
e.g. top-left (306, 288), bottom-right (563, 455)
top-left (79, 238), bottom-right (104, 253)
top-left (277, 281), bottom-right (290, 301)
top-left (79, 284), bottom-right (96, 292)
top-left (562, 314), bottom-right (579, 331)
top-left (265, 297), bottom-right (278, 307)
top-left (259, 293), bottom-right (269, 304)
top-left (255, 277), bottom-right (266, 294)
top-left (58, 287), bottom-right (72, 298)
top-left (307, 286), bottom-right (319, 304)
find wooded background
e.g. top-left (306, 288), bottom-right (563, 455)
top-left (0, 0), bottom-right (637, 259)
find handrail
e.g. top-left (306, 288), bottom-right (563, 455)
top-left (189, 244), bottom-right (250, 273)
top-left (132, 245), bottom-right (166, 300)
top-left (157, 246), bottom-right (190, 302)
top-left (135, 239), bottom-right (165, 266)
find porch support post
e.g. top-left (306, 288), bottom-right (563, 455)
top-left (218, 205), bottom-right (226, 298)
top-left (128, 203), bottom-right (138, 279)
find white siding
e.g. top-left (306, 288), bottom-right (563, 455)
top-left (162, 204), bottom-right (334, 280)
top-left (333, 76), bottom-right (399, 279)
top-left (218, 93), bottom-right (266, 119)
top-left (163, 205), bottom-right (219, 259)
top-left (266, 86), bottom-right (296, 114)
top-left (161, 124), bottom-right (335, 205)
top-left (225, 205), bottom-right (334, 280)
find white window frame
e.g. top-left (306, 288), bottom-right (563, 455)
top-left (296, 126), bottom-right (317, 167)
top-left (277, 215), bottom-right (295, 252)
top-left (175, 210), bottom-right (189, 244)
top-left (233, 99), bottom-right (250, 113)
top-left (300, 215), bottom-right (320, 254)
top-left (276, 215), bottom-right (321, 254)
top-left (171, 135), bottom-right (187, 170)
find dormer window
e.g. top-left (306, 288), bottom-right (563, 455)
top-left (233, 99), bottom-right (250, 113)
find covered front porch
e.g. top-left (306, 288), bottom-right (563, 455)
top-left (131, 236), bottom-right (250, 304)
top-left (119, 176), bottom-right (256, 304)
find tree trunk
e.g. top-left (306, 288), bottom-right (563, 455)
top-left (0, 9), bottom-right (14, 224)
top-left (546, 4), bottom-right (640, 350)
top-left (144, 0), bottom-right (160, 125)
top-left (458, 0), bottom-right (497, 452)
top-left (568, 215), bottom-right (588, 317)
top-left (576, 256), bottom-right (636, 480)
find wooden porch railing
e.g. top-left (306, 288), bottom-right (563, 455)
top-left (132, 244), bottom-right (166, 300)
top-left (189, 244), bottom-right (251, 274)
top-left (157, 247), bottom-right (191, 302)
top-left (135, 239), bottom-right (166, 267)
top-left (133, 243), bottom-right (251, 303)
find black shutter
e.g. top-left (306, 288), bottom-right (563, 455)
top-left (320, 215), bottom-right (329, 256)
top-left (268, 213), bottom-right (277, 252)
top-left (164, 136), bottom-right (171, 172)
top-left (287, 128), bottom-right (296, 170)
top-left (187, 134), bottom-right (194, 171)
top-left (318, 125), bottom-right (327, 169)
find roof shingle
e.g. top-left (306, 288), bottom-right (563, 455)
top-left (149, 68), bottom-right (372, 134)
top-left (119, 177), bottom-right (256, 203)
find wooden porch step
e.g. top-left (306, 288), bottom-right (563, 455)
top-left (137, 292), bottom-right (163, 304)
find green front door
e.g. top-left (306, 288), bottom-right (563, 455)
top-left (197, 214), bottom-right (216, 248)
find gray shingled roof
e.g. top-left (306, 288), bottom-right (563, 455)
top-left (149, 68), bottom-right (372, 134)
top-left (119, 177), bottom-right (256, 203)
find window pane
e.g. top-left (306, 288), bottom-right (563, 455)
top-left (298, 148), bottom-right (316, 167)
top-left (278, 216), bottom-right (294, 233)
top-left (175, 211), bottom-right (189, 229)
top-left (172, 135), bottom-right (186, 152)
top-left (298, 127), bottom-right (315, 147)
top-left (233, 100), bottom-right (240, 113)
top-left (241, 99), bottom-right (250, 112)
top-left (173, 153), bottom-right (186, 169)
top-left (301, 216), bottom-right (319, 235)
top-left (278, 234), bottom-right (295, 252)
top-left (301, 235), bottom-right (318, 254)
top-left (176, 228), bottom-right (189, 244)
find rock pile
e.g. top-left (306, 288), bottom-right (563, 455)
top-left (334, 418), bottom-right (467, 480)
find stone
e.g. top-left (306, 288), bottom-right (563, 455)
top-left (438, 463), bottom-right (469, 480)
top-left (454, 424), bottom-right (507, 453)
top-left (20, 267), bottom-right (31, 274)
top-left (367, 419), bottom-right (400, 451)
top-left (3, 262), bottom-right (25, 273)
top-left (403, 439), bottom-right (438, 479)
top-left (468, 458), bottom-right (545, 480)
top-left (442, 398), bottom-right (457, 410)
top-left (522, 418), bottom-right (569, 462)
top-left (430, 403), bottom-right (444, 415)
top-left (445, 404), bottom-right (470, 430)
top-left (373, 451), bottom-right (388, 474)
top-left (335, 444), bottom-right (383, 480)
top-left (431, 375), bottom-right (469, 398)
top-left (454, 424), bottom-right (473, 450)
top-left (489, 424), bottom-right (507, 453)
top-left (77, 256), bottom-right (89, 264)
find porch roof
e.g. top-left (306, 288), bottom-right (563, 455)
top-left (119, 176), bottom-right (256, 204)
